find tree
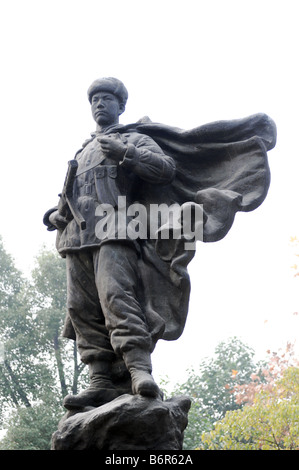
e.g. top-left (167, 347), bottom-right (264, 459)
top-left (234, 342), bottom-right (298, 405)
top-left (0, 401), bottom-right (63, 450)
top-left (0, 236), bottom-right (44, 419)
top-left (164, 336), bottom-right (262, 450)
top-left (201, 344), bottom-right (299, 450)
top-left (0, 240), bottom-right (88, 449)
top-left (29, 248), bottom-right (87, 398)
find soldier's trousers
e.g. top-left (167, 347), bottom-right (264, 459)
top-left (65, 242), bottom-right (153, 369)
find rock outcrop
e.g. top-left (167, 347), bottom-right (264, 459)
top-left (51, 394), bottom-right (191, 450)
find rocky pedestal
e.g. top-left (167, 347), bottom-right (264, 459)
top-left (51, 394), bottom-right (191, 450)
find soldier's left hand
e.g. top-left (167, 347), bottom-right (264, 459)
top-left (98, 136), bottom-right (127, 162)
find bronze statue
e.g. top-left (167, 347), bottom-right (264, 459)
top-left (44, 77), bottom-right (276, 411)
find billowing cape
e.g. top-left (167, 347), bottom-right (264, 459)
top-left (114, 113), bottom-right (276, 343)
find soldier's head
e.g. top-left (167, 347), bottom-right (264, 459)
top-left (87, 77), bottom-right (128, 127)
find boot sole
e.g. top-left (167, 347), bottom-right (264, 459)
top-left (63, 389), bottom-right (120, 410)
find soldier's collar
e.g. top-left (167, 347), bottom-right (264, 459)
top-left (91, 124), bottom-right (124, 137)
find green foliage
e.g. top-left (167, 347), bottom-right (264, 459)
top-left (0, 238), bottom-right (50, 419)
top-left (196, 242), bottom-right (299, 450)
top-left (0, 402), bottom-right (64, 450)
top-left (0, 240), bottom-right (88, 449)
top-left (0, 236), bottom-right (23, 312)
top-left (165, 337), bottom-right (262, 450)
top-left (201, 366), bottom-right (299, 450)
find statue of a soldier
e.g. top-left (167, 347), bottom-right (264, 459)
top-left (44, 77), bottom-right (276, 411)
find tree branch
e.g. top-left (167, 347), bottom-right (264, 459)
top-left (4, 360), bottom-right (31, 407)
top-left (53, 333), bottom-right (68, 398)
top-left (0, 366), bottom-right (19, 407)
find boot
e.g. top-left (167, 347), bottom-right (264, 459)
top-left (123, 349), bottom-right (162, 399)
top-left (130, 368), bottom-right (161, 398)
top-left (63, 360), bottom-right (120, 410)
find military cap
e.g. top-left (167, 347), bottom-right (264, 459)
top-left (87, 77), bottom-right (128, 106)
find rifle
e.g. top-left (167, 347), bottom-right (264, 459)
top-left (58, 159), bottom-right (86, 230)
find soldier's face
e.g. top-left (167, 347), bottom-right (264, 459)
top-left (91, 91), bottom-right (124, 126)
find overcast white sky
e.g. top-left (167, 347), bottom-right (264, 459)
top-left (0, 0), bottom-right (298, 386)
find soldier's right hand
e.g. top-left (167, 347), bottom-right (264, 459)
top-left (49, 210), bottom-right (69, 230)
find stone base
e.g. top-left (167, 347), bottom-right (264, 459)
top-left (51, 394), bottom-right (191, 450)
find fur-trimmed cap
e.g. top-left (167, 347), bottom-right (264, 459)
top-left (87, 77), bottom-right (128, 105)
